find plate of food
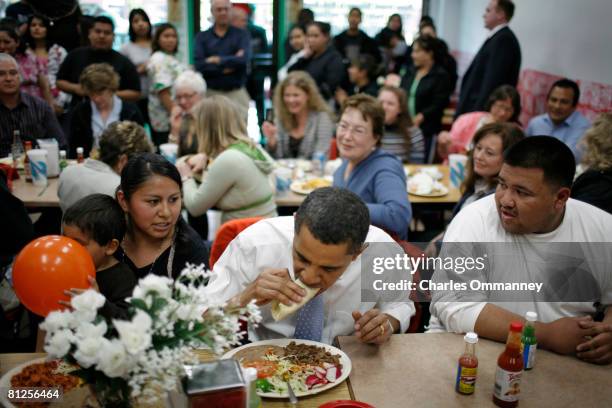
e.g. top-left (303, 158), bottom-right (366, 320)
top-left (290, 177), bottom-right (332, 195)
top-left (223, 339), bottom-right (351, 399)
top-left (0, 358), bottom-right (98, 407)
top-left (407, 173), bottom-right (449, 197)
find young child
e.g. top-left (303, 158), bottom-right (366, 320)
top-left (62, 194), bottom-right (137, 320)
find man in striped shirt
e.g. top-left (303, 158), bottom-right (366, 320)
top-left (0, 53), bottom-right (66, 157)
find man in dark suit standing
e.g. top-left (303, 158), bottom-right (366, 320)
top-left (456, 0), bottom-right (521, 117)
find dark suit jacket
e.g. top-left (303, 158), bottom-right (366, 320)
top-left (456, 26), bottom-right (521, 116)
top-left (400, 64), bottom-right (452, 138)
top-left (69, 99), bottom-right (144, 158)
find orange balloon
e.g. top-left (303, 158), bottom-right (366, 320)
top-left (13, 235), bottom-right (96, 316)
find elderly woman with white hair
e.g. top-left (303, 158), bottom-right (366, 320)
top-left (169, 70), bottom-right (207, 156)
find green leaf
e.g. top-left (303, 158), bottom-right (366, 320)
top-left (130, 298), bottom-right (149, 311)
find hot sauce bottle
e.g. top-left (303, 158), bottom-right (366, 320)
top-left (456, 332), bottom-right (478, 395)
top-left (493, 322), bottom-right (524, 407)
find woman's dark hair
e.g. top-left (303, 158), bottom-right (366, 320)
top-left (485, 85), bottom-right (522, 123)
top-left (23, 14), bottom-right (53, 51)
top-left (79, 15), bottom-right (95, 46)
top-left (387, 13), bottom-right (403, 33)
top-left (295, 187), bottom-right (369, 255)
top-left (128, 8), bottom-right (152, 42)
top-left (379, 85), bottom-right (413, 156)
top-left (461, 122), bottom-right (525, 193)
top-left (0, 24), bottom-right (22, 54)
top-left (308, 21), bottom-right (331, 37)
top-left (351, 54), bottom-right (380, 82)
top-left (120, 153), bottom-right (181, 200)
top-left (152, 23), bottom-right (178, 54)
top-left (412, 35), bottom-right (443, 65)
top-left (297, 8), bottom-right (315, 29)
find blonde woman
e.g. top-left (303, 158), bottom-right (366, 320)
top-left (262, 71), bottom-right (334, 159)
top-left (177, 95), bottom-right (277, 224)
top-left (571, 113), bottom-right (612, 214)
top-left (58, 121), bottom-right (153, 211)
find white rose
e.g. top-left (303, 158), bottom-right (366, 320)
top-left (96, 338), bottom-right (131, 378)
top-left (132, 275), bottom-right (172, 301)
top-left (70, 290), bottom-right (106, 316)
top-left (113, 310), bottom-right (152, 355)
top-left (44, 329), bottom-right (73, 357)
top-left (73, 337), bottom-right (100, 368)
top-left (40, 310), bottom-right (74, 333)
top-left (74, 321), bottom-right (107, 341)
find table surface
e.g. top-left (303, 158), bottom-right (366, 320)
top-left (277, 164), bottom-right (461, 208)
top-left (0, 350), bottom-right (351, 408)
top-left (337, 333), bottom-right (612, 408)
top-left (12, 164), bottom-right (460, 209)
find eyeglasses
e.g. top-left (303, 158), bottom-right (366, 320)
top-left (175, 92), bottom-right (198, 101)
top-left (337, 122), bottom-right (369, 138)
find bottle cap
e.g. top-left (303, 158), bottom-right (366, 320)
top-left (60, 150), bottom-right (66, 155)
top-left (76, 147), bottom-right (84, 153)
top-left (510, 322), bottom-right (523, 332)
top-left (464, 332), bottom-right (478, 344)
top-left (242, 367), bottom-right (258, 382)
top-left (525, 311), bottom-right (537, 322)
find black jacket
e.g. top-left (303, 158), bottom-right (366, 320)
top-left (400, 64), bottom-right (452, 138)
top-left (69, 98), bottom-right (144, 158)
top-left (333, 30), bottom-right (381, 63)
top-left (456, 26), bottom-right (521, 116)
top-left (571, 169), bottom-right (612, 215)
top-left (289, 46), bottom-right (346, 100)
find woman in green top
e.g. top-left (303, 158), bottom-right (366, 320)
top-left (176, 95), bottom-right (277, 224)
top-left (398, 36), bottom-right (452, 158)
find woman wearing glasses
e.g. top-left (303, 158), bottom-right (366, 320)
top-left (333, 94), bottom-right (411, 240)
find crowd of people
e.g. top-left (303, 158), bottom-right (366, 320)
top-left (1, 0), bottom-right (611, 365)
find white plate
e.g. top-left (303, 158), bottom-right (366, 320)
top-left (0, 357), bottom-right (61, 407)
top-left (289, 178), bottom-right (332, 195)
top-left (408, 183), bottom-right (449, 197)
top-left (222, 339), bottom-right (351, 399)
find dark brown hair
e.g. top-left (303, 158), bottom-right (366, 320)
top-left (461, 122), bottom-right (524, 193)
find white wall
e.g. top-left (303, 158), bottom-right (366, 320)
top-left (430, 0), bottom-right (612, 85)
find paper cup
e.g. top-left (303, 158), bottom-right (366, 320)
top-left (27, 149), bottom-right (48, 186)
top-left (159, 143), bottom-right (178, 164)
top-left (449, 154), bottom-right (468, 188)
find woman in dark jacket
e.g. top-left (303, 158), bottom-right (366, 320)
top-left (289, 21), bottom-right (345, 101)
top-left (69, 63), bottom-right (143, 158)
top-left (571, 113), bottom-right (612, 214)
top-left (399, 36), bottom-right (452, 157)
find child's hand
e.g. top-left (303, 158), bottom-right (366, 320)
top-left (59, 277), bottom-right (100, 307)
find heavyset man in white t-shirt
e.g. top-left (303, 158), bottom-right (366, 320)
top-left (429, 136), bottom-right (612, 365)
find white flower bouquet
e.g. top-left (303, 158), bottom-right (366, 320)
top-left (40, 264), bottom-right (260, 406)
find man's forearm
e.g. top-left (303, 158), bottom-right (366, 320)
top-left (474, 303), bottom-right (524, 343)
top-left (56, 80), bottom-right (82, 96)
top-left (116, 89), bottom-right (141, 102)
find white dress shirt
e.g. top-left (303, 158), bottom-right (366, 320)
top-left (428, 195), bottom-right (612, 334)
top-left (205, 216), bottom-right (415, 344)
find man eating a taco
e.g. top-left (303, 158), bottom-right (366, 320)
top-left (204, 187), bottom-right (414, 345)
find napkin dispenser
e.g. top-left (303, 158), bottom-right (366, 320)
top-left (37, 139), bottom-right (59, 177)
top-left (174, 359), bottom-right (247, 408)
